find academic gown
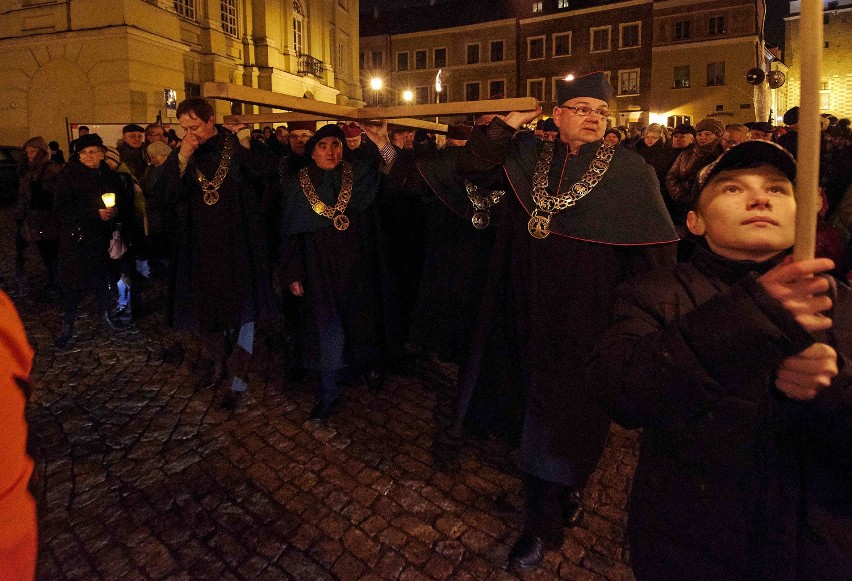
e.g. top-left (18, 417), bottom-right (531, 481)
top-left (160, 127), bottom-right (277, 333)
top-left (457, 124), bottom-right (678, 486)
top-left (411, 146), bottom-right (504, 364)
top-left (279, 161), bottom-right (387, 371)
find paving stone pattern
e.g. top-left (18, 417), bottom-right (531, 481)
top-left (2, 208), bottom-right (640, 580)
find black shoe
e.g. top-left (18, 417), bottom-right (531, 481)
top-left (559, 489), bottom-right (585, 528)
top-left (308, 398), bottom-right (340, 423)
top-left (195, 362), bottom-right (226, 391)
top-left (54, 323), bottom-right (74, 349)
top-left (220, 389), bottom-right (244, 410)
top-left (101, 311), bottom-right (118, 330)
top-left (508, 531), bottom-right (562, 572)
top-left (364, 369), bottom-right (384, 392)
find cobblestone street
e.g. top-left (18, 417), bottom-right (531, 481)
top-left (3, 208), bottom-right (640, 580)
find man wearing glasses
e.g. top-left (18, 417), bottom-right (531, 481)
top-left (457, 72), bottom-right (677, 571)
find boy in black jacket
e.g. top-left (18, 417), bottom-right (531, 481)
top-left (590, 141), bottom-right (851, 580)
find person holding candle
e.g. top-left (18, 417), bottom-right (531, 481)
top-left (53, 133), bottom-right (131, 348)
top-left (590, 140), bottom-right (852, 579)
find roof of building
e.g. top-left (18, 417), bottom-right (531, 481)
top-left (360, 0), bottom-right (515, 36)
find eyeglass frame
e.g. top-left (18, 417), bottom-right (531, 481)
top-left (557, 104), bottom-right (611, 118)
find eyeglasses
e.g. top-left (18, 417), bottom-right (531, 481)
top-left (559, 105), bottom-right (610, 118)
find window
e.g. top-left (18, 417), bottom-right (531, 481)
top-left (466, 43), bottom-right (480, 64)
top-left (674, 20), bottom-right (691, 40)
top-left (528, 78), bottom-right (544, 102)
top-left (397, 52), bottom-right (409, 71)
top-left (434, 47), bottom-right (447, 68)
top-left (415, 86), bottom-right (430, 105)
top-left (174, 0), bottom-right (195, 19)
top-left (221, 0), bottom-right (237, 36)
top-left (591, 26), bottom-right (611, 52)
top-left (371, 50), bottom-right (383, 68)
top-left (528, 36), bottom-right (545, 60)
top-left (708, 16), bottom-right (725, 35)
top-left (620, 22), bottom-right (640, 48)
top-left (465, 82), bottom-right (481, 101)
top-left (667, 114), bottom-right (692, 128)
top-left (553, 32), bottom-right (571, 56)
top-left (415, 50), bottom-right (427, 70)
top-left (532, 2), bottom-right (543, 12)
top-left (336, 39), bottom-right (346, 76)
top-left (820, 89), bottom-right (831, 110)
top-left (673, 65), bottom-right (690, 88)
top-left (489, 79), bottom-right (505, 98)
top-left (185, 82), bottom-right (201, 98)
top-left (490, 40), bottom-right (505, 62)
top-left (293, 1), bottom-right (304, 54)
top-left (707, 61), bottom-right (725, 86)
top-left (618, 69), bottom-right (639, 95)
top-left (558, 0), bottom-right (570, 7)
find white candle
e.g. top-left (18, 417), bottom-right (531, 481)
top-left (102, 192), bottom-right (116, 208)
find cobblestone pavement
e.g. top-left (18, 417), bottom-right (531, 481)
top-left (2, 208), bottom-right (640, 580)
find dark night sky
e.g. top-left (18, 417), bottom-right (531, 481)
top-left (360, 0), bottom-right (791, 50)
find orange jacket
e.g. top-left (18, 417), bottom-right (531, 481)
top-left (0, 291), bottom-right (36, 581)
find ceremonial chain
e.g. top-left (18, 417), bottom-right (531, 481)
top-left (299, 162), bottom-right (354, 231)
top-left (527, 141), bottom-right (615, 239)
top-left (195, 133), bottom-right (236, 206)
top-left (465, 180), bottom-right (505, 230)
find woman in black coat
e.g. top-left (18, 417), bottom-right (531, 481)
top-left (53, 134), bottom-right (132, 348)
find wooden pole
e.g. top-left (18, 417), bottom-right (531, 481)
top-left (203, 81), bottom-right (538, 121)
top-left (223, 112), bottom-right (449, 134)
top-left (793, 0), bottom-right (823, 261)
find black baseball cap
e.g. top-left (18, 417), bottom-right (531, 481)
top-left (692, 141), bottom-right (796, 207)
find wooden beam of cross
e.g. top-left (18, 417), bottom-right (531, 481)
top-left (203, 82), bottom-right (539, 122)
top-left (223, 111), bottom-right (449, 134)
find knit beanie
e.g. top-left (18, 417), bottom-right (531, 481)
top-left (146, 141), bottom-right (172, 157)
top-left (104, 146), bottom-right (122, 165)
top-left (694, 118), bottom-right (725, 136)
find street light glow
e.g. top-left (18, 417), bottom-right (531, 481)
top-left (564, 74), bottom-right (575, 81)
top-left (402, 89), bottom-right (414, 102)
top-left (370, 77), bottom-right (383, 91)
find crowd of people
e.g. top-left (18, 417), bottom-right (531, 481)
top-left (6, 75), bottom-right (851, 579)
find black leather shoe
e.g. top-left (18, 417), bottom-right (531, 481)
top-left (308, 398), bottom-right (340, 423)
top-left (195, 362), bottom-right (226, 391)
top-left (364, 369), bottom-right (384, 392)
top-left (508, 531), bottom-right (562, 572)
top-left (559, 489), bottom-right (585, 528)
top-left (220, 389), bottom-right (244, 411)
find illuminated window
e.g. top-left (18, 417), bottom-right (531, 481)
top-left (532, 2), bottom-right (543, 13)
top-left (293, 1), bottom-right (304, 54)
top-left (673, 65), bottom-right (690, 88)
top-left (618, 69), bottom-right (639, 95)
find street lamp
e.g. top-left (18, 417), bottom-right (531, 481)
top-left (370, 77), bottom-right (383, 106)
top-left (402, 89), bottom-right (414, 104)
top-left (564, 73), bottom-right (575, 81)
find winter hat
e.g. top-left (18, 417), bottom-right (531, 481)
top-left (672, 123), bottom-right (696, 137)
top-left (288, 120), bottom-right (317, 133)
top-left (75, 133), bottom-right (105, 151)
top-left (694, 118), bottom-right (725, 137)
top-left (782, 106), bottom-right (800, 126)
top-left (104, 146), bottom-right (122, 165)
top-left (744, 121), bottom-right (774, 134)
top-left (342, 122), bottom-right (362, 138)
top-left (23, 136), bottom-right (49, 153)
top-left (122, 123), bottom-right (145, 134)
top-left (147, 141), bottom-right (172, 157)
top-left (304, 123), bottom-right (346, 157)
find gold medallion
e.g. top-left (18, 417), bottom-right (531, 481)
top-left (471, 211), bottom-right (490, 230)
top-left (528, 213), bottom-right (551, 239)
top-left (333, 214), bottom-right (350, 231)
top-left (203, 189), bottom-right (220, 206)
top-left (312, 201), bottom-right (327, 215)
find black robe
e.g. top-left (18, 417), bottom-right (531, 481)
top-left (279, 160), bottom-right (387, 371)
top-left (457, 123), bottom-right (678, 486)
top-left (160, 127), bottom-right (276, 333)
top-left (411, 146), bottom-right (503, 363)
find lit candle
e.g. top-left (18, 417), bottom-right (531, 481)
top-left (102, 192), bottom-right (116, 208)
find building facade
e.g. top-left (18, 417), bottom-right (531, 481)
top-left (0, 0), bottom-right (363, 146)
top-left (648, 0), bottom-right (768, 127)
top-left (784, 0), bottom-right (852, 120)
top-left (517, 0), bottom-right (654, 129)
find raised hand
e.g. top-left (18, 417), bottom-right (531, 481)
top-left (503, 107), bottom-right (543, 130)
top-left (758, 256), bottom-right (835, 333)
